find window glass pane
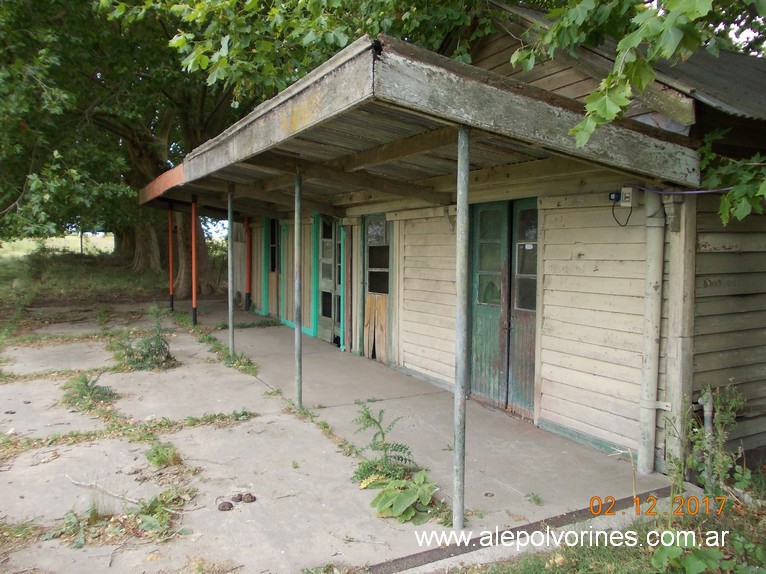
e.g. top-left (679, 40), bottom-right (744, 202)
top-left (321, 291), bottom-right (333, 318)
top-left (478, 274), bottom-right (501, 305)
top-left (479, 242), bottom-right (501, 272)
top-left (369, 271), bottom-right (389, 294)
top-left (368, 245), bottom-right (389, 270)
top-left (367, 219), bottom-right (386, 246)
top-left (517, 209), bottom-right (538, 242)
top-left (516, 277), bottom-right (536, 310)
top-left (322, 220), bottom-right (333, 239)
top-left (479, 210), bottom-right (501, 240)
top-left (517, 243), bottom-right (537, 275)
top-left (321, 262), bottom-right (333, 281)
top-left (322, 239), bottom-right (333, 259)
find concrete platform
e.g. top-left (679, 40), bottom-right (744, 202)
top-left (1, 341), bottom-right (114, 375)
top-left (2, 298), bottom-right (671, 573)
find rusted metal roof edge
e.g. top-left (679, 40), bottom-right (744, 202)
top-left (138, 164), bottom-right (184, 205)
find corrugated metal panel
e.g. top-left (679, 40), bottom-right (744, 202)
top-left (655, 50), bottom-right (766, 120)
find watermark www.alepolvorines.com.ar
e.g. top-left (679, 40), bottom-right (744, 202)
top-left (415, 525), bottom-right (730, 552)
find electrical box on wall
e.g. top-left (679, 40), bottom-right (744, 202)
top-left (620, 186), bottom-right (639, 207)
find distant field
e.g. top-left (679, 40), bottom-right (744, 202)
top-left (0, 234), bottom-right (114, 258)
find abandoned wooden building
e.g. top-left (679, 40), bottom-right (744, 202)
top-left (139, 12), bottom-right (766, 491)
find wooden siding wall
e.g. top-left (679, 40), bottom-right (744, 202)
top-left (538, 193), bottom-right (646, 451)
top-left (281, 220), bottom-right (314, 329)
top-left (398, 215), bottom-right (457, 384)
top-left (694, 196), bottom-right (766, 451)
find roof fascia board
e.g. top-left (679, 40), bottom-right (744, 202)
top-left (184, 36), bottom-right (376, 183)
top-left (375, 36), bottom-right (700, 187)
top-left (139, 164), bottom-right (184, 205)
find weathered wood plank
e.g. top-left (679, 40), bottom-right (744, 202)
top-left (545, 226), bottom-right (645, 245)
top-left (695, 293), bottom-right (766, 317)
top-left (544, 259), bottom-right (645, 279)
top-left (697, 213), bottom-right (766, 233)
top-left (403, 294), bottom-right (456, 313)
top-left (694, 346), bottom-right (766, 372)
top-left (539, 397), bottom-right (638, 448)
top-left (543, 334), bottom-right (643, 369)
top-left (404, 288), bottom-right (455, 309)
top-left (402, 342), bottom-right (455, 368)
top-left (403, 353), bottom-right (454, 381)
top-left (401, 328), bottom-right (455, 352)
top-left (542, 378), bottom-right (638, 420)
top-left (543, 289), bottom-right (644, 315)
top-left (697, 233), bottom-right (766, 253)
top-left (544, 274), bottom-right (645, 297)
top-left (695, 273), bottom-right (766, 297)
top-left (543, 317), bottom-right (643, 351)
top-left (694, 362), bottom-right (766, 389)
top-left (545, 208), bottom-right (644, 230)
top-left (696, 252), bottom-right (766, 274)
top-left (403, 266), bottom-right (456, 282)
top-left (400, 309), bottom-right (456, 330)
top-left (404, 244), bottom-right (455, 258)
top-left (403, 279), bottom-right (456, 296)
top-left (544, 242), bottom-right (646, 261)
top-left (375, 39), bottom-right (700, 186)
top-left (542, 349), bottom-right (642, 385)
top-left (695, 328), bottom-right (766, 354)
top-left (403, 233), bottom-right (457, 246)
top-left (694, 309), bottom-right (766, 335)
top-left (543, 304), bottom-right (644, 333)
top-left (403, 256), bottom-right (456, 270)
top-left (403, 219), bottom-right (455, 235)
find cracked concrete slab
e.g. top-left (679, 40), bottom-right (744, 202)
top-left (2, 438), bottom-right (161, 523)
top-left (0, 378), bottom-right (103, 439)
top-left (1, 341), bottom-right (114, 375)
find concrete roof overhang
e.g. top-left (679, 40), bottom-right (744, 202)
top-left (140, 35), bottom-right (700, 220)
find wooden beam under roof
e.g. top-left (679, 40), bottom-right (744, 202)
top-left (233, 182), bottom-right (345, 218)
top-left (327, 126), bottom-right (460, 171)
top-left (245, 154), bottom-right (452, 206)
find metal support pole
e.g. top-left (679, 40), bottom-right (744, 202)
top-left (191, 195), bottom-right (198, 326)
top-left (244, 216), bottom-right (252, 313)
top-left (227, 188), bottom-right (235, 356)
top-left (453, 126), bottom-right (470, 530)
top-left (294, 172), bottom-right (303, 410)
top-left (168, 204), bottom-right (174, 311)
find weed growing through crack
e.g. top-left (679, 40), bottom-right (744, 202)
top-left (0, 519), bottom-right (45, 553)
top-left (263, 388), bottom-right (283, 398)
top-left (146, 442), bottom-right (182, 468)
top-left (525, 492), bottom-right (543, 506)
top-left (62, 374), bottom-right (118, 411)
top-left (110, 305), bottom-right (177, 370)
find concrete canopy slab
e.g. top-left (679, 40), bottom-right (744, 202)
top-left (2, 438), bottom-right (161, 523)
top-left (2, 341), bottom-right (114, 376)
top-left (0, 378), bottom-right (103, 439)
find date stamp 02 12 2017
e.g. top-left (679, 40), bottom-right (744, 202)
top-left (588, 495), bottom-right (727, 517)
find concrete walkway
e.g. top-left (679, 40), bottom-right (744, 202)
top-left (0, 298), bottom-right (669, 573)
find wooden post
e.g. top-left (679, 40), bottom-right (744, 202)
top-left (191, 195), bottom-right (198, 326)
top-left (294, 171), bottom-right (303, 410)
top-left (453, 126), bottom-right (470, 530)
top-left (168, 204), bottom-right (174, 311)
top-left (227, 187), bottom-right (235, 356)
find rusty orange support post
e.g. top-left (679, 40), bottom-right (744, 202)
top-left (168, 205), bottom-right (174, 311)
top-left (244, 216), bottom-right (252, 312)
top-left (191, 196), bottom-right (198, 326)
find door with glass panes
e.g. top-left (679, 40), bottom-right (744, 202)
top-left (470, 198), bottom-right (537, 416)
top-left (318, 218), bottom-right (342, 346)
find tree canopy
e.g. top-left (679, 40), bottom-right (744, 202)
top-left (1, 0), bottom-right (763, 243)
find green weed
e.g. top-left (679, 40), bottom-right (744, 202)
top-left (110, 305), bottom-right (176, 370)
top-left (62, 373), bottom-right (118, 411)
top-left (146, 442), bottom-right (182, 468)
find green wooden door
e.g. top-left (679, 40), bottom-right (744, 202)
top-left (508, 199), bottom-right (537, 416)
top-left (470, 199), bottom-right (537, 414)
top-left (470, 202), bottom-right (510, 407)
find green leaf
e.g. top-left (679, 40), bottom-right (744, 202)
top-left (391, 488), bottom-right (420, 516)
top-left (570, 117), bottom-right (598, 148)
top-left (658, 25), bottom-right (683, 58)
top-left (139, 514), bottom-right (163, 532)
top-left (412, 511), bottom-right (430, 525)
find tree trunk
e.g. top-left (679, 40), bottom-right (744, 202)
top-left (173, 212), bottom-right (221, 299)
top-left (113, 226), bottom-right (135, 259)
top-left (131, 219), bottom-right (161, 273)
